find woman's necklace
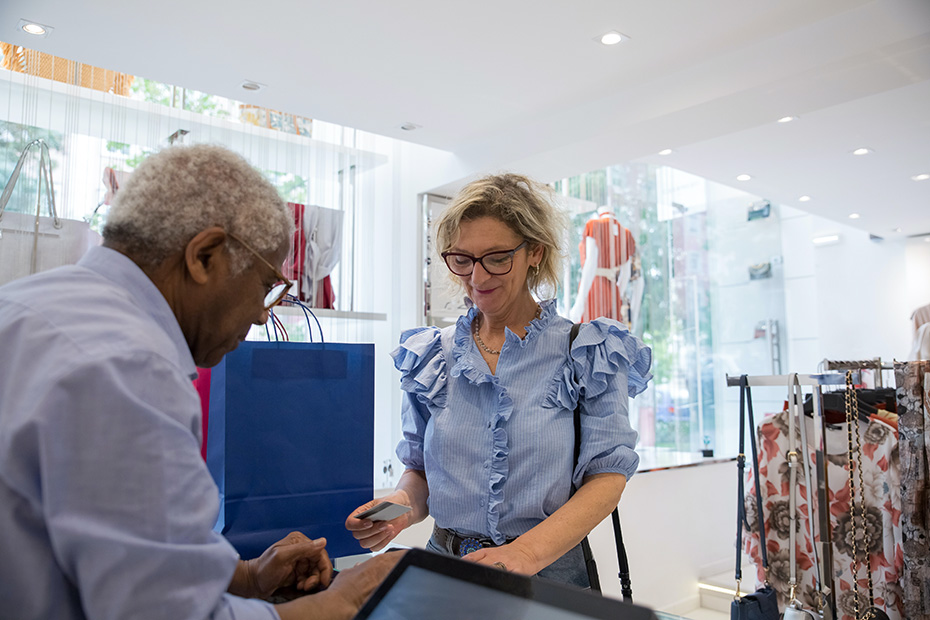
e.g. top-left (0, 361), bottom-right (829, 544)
top-left (473, 305), bottom-right (541, 356)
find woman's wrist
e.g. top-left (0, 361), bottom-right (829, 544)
top-left (506, 538), bottom-right (544, 575)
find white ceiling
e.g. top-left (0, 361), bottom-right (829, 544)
top-left (2, 0), bottom-right (929, 236)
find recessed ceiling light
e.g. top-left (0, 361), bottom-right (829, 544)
top-left (658, 148), bottom-right (673, 156)
top-left (852, 147), bottom-right (872, 156)
top-left (736, 174), bottom-right (751, 181)
top-left (798, 195), bottom-right (811, 202)
top-left (598, 31), bottom-right (627, 45)
top-left (893, 227), bottom-right (902, 233)
top-left (19, 19), bottom-right (52, 37)
top-left (912, 173), bottom-right (930, 181)
top-left (239, 80), bottom-right (265, 92)
top-left (812, 234), bottom-right (841, 246)
top-left (399, 122), bottom-right (422, 131)
top-left (848, 213), bottom-right (861, 219)
top-left (777, 116), bottom-right (797, 123)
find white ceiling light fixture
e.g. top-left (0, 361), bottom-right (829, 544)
top-left (852, 147), bottom-right (873, 155)
top-left (239, 80), bottom-right (265, 92)
top-left (596, 31), bottom-right (627, 45)
top-left (399, 122), bottom-right (422, 132)
top-left (798, 195), bottom-right (811, 202)
top-left (777, 116), bottom-right (797, 123)
top-left (848, 213), bottom-right (861, 219)
top-left (912, 173), bottom-right (930, 181)
top-left (812, 234), bottom-right (841, 246)
top-left (736, 174), bottom-right (751, 181)
top-left (658, 148), bottom-right (673, 156)
top-left (19, 19), bottom-right (52, 37)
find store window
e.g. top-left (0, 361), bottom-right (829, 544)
top-left (554, 164), bottom-right (789, 466)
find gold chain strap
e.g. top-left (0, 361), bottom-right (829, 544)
top-left (844, 371), bottom-right (876, 620)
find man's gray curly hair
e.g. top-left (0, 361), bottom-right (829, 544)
top-left (103, 144), bottom-right (293, 273)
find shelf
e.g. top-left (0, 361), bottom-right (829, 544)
top-left (273, 305), bottom-right (386, 322)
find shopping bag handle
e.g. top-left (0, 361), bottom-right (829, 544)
top-left (0, 138), bottom-right (60, 228)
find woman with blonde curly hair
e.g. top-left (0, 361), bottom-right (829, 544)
top-left (347, 173), bottom-right (652, 587)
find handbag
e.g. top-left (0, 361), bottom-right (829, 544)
top-left (205, 339), bottom-right (374, 559)
top-left (0, 138), bottom-right (101, 287)
top-left (731, 375), bottom-right (779, 620)
top-left (842, 372), bottom-right (891, 620)
top-left (569, 323), bottom-right (632, 602)
top-left (783, 375), bottom-right (822, 619)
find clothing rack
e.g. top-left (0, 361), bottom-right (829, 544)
top-left (822, 358), bottom-right (893, 387)
top-left (726, 373), bottom-right (844, 620)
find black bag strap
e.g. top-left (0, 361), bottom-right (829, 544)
top-left (735, 375), bottom-right (769, 591)
top-left (570, 323), bottom-right (632, 602)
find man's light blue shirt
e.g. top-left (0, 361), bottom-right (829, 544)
top-left (0, 246), bottom-right (277, 619)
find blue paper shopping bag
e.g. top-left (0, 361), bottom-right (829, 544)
top-left (206, 340), bottom-right (374, 559)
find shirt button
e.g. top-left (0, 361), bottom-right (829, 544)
top-left (484, 462), bottom-right (489, 469)
top-left (479, 500), bottom-right (485, 507)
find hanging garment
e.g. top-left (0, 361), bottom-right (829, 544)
top-left (743, 408), bottom-right (904, 619)
top-left (579, 214), bottom-right (635, 323)
top-left (909, 323), bottom-right (930, 361)
top-left (894, 361), bottom-right (930, 620)
top-left (101, 167), bottom-right (132, 206)
top-left (286, 203), bottom-right (310, 301)
top-left (285, 203), bottom-right (343, 307)
top-left (305, 205), bottom-right (343, 308)
top-left (911, 303), bottom-right (930, 333)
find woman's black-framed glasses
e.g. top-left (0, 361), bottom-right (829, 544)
top-left (226, 231), bottom-right (293, 310)
top-left (441, 241), bottom-right (528, 276)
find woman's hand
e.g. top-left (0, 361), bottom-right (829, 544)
top-left (461, 541), bottom-right (540, 576)
top-left (345, 491), bottom-right (413, 552)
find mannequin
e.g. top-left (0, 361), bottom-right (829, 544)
top-left (570, 206), bottom-right (641, 327)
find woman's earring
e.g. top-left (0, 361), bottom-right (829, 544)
top-left (533, 264), bottom-right (540, 277)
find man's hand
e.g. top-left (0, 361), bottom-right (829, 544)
top-left (276, 551), bottom-right (406, 620)
top-left (231, 531), bottom-right (333, 599)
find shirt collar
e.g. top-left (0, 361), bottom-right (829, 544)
top-left (78, 246), bottom-right (198, 380)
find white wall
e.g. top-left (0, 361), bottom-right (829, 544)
top-left (391, 461), bottom-right (737, 615)
top-left (780, 206), bottom-right (927, 374)
top-left (379, 138), bottom-right (470, 486)
top-left (590, 461), bottom-right (736, 613)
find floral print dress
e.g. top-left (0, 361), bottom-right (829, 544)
top-left (742, 406), bottom-right (904, 619)
top-left (894, 361), bottom-right (930, 620)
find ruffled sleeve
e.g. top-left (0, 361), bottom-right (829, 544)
top-left (390, 326), bottom-right (447, 470)
top-left (572, 318), bottom-right (652, 401)
top-left (570, 318), bottom-right (652, 483)
top-left (391, 326), bottom-right (447, 408)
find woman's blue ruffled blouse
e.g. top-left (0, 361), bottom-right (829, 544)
top-left (390, 299), bottom-right (652, 544)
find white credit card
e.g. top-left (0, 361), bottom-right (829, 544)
top-left (353, 501), bottom-right (412, 522)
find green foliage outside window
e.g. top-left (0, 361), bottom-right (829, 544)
top-left (0, 121), bottom-right (63, 216)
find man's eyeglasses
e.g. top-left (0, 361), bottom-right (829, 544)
top-left (441, 241), bottom-right (527, 277)
top-left (226, 232), bottom-right (293, 310)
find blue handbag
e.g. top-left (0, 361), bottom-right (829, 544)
top-left (206, 339), bottom-right (374, 559)
top-left (731, 375), bottom-right (779, 620)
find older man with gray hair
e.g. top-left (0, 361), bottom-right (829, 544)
top-left (0, 144), bottom-right (398, 620)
